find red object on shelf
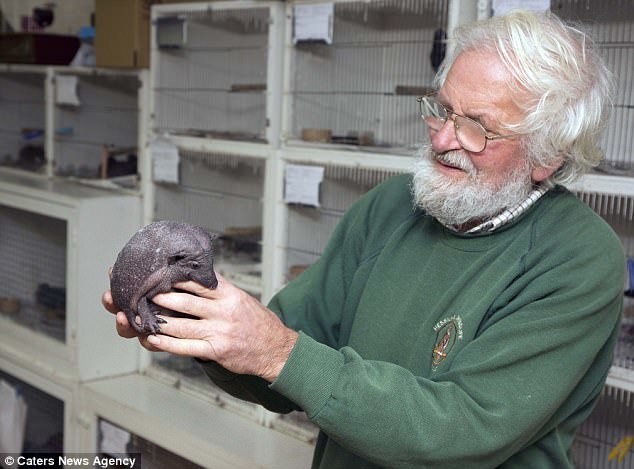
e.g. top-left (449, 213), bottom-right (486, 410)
top-left (0, 33), bottom-right (80, 65)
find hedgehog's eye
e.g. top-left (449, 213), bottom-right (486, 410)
top-left (168, 254), bottom-right (186, 265)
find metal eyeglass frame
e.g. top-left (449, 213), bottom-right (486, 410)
top-left (416, 95), bottom-right (516, 152)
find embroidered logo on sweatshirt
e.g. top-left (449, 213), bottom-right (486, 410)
top-left (432, 315), bottom-right (463, 368)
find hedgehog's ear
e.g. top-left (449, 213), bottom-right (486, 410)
top-left (191, 229), bottom-right (215, 250)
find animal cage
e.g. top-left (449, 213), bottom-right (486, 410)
top-left (151, 3), bottom-right (277, 143)
top-left (149, 148), bottom-right (266, 415)
top-left (285, 164), bottom-right (404, 280)
top-left (573, 189), bottom-right (634, 467)
top-left (152, 148), bottom-right (265, 294)
top-left (554, 0), bottom-right (634, 175)
top-left (53, 72), bottom-right (140, 179)
top-left (0, 205), bottom-right (67, 342)
top-left (577, 191), bottom-right (634, 374)
top-left (0, 370), bottom-right (64, 454)
top-left (573, 386), bottom-right (634, 468)
top-left (0, 68), bottom-right (46, 172)
top-left (139, 0), bottom-right (634, 463)
top-left (153, 150), bottom-right (264, 233)
top-left (286, 0), bottom-right (448, 154)
top-left (98, 419), bottom-right (204, 469)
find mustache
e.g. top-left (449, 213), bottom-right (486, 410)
top-left (434, 150), bottom-right (477, 176)
top-left (415, 144), bottom-right (478, 177)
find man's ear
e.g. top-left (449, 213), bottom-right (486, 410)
top-left (531, 166), bottom-right (557, 182)
top-left (531, 156), bottom-right (564, 183)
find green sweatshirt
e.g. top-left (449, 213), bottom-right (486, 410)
top-left (200, 174), bottom-right (624, 468)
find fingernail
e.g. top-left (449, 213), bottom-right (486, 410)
top-left (148, 335), bottom-right (160, 346)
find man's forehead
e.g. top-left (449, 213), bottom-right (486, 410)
top-left (440, 50), bottom-right (525, 127)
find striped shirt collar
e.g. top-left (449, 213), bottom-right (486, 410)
top-left (457, 186), bottom-right (550, 234)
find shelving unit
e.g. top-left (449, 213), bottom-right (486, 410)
top-left (77, 3), bottom-right (315, 466)
top-left (0, 61), bottom-right (149, 455)
top-left (0, 172), bottom-right (141, 453)
top-left (560, 3), bottom-right (634, 460)
top-left (573, 385), bottom-right (634, 468)
top-left (79, 374), bottom-right (314, 469)
top-left (0, 0), bottom-right (631, 467)
top-left (91, 1), bottom-right (633, 467)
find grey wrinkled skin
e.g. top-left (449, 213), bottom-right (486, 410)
top-left (110, 220), bottom-right (218, 335)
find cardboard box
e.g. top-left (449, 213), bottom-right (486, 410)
top-left (95, 0), bottom-right (152, 68)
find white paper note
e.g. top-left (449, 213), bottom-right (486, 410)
top-left (285, 164), bottom-right (324, 207)
top-left (293, 3), bottom-right (334, 44)
top-left (99, 420), bottom-right (131, 455)
top-left (151, 137), bottom-right (180, 184)
top-left (56, 75), bottom-right (80, 106)
top-left (492, 0), bottom-right (550, 16)
top-left (0, 380), bottom-right (27, 453)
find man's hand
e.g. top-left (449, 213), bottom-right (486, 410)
top-left (102, 273), bottom-right (298, 383)
top-left (101, 289), bottom-right (161, 350)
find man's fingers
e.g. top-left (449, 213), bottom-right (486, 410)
top-left (147, 334), bottom-right (214, 359)
top-left (138, 334), bottom-right (166, 352)
top-left (152, 290), bottom-right (210, 318)
top-left (101, 290), bottom-right (120, 315)
top-left (154, 314), bottom-right (210, 341)
top-left (172, 273), bottom-right (229, 299)
top-left (115, 311), bottom-right (139, 339)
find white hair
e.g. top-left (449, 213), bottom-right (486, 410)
top-left (434, 10), bottom-right (614, 186)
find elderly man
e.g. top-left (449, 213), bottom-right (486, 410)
top-left (104, 10), bottom-right (624, 468)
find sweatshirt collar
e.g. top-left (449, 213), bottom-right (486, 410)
top-left (449, 186), bottom-right (549, 234)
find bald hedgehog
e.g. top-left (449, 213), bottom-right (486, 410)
top-left (110, 220), bottom-right (218, 335)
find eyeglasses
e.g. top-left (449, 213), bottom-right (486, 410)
top-left (417, 95), bottom-right (515, 153)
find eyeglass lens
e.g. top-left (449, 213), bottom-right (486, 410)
top-left (419, 97), bottom-right (487, 152)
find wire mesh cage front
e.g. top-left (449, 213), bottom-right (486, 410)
top-left (0, 71), bottom-right (46, 173)
top-left (98, 419), bottom-right (204, 469)
top-left (554, 0), bottom-right (634, 174)
top-left (0, 369), bottom-right (64, 454)
top-left (54, 73), bottom-right (140, 180)
top-left (573, 385), bottom-right (634, 468)
top-left (0, 205), bottom-right (67, 342)
top-left (577, 191), bottom-right (634, 374)
top-left (573, 189), bottom-right (634, 463)
top-left (150, 149), bottom-right (265, 409)
top-left (153, 149), bottom-right (264, 251)
top-left (152, 6), bottom-right (271, 142)
top-left (153, 148), bottom-right (264, 293)
top-left (285, 164), bottom-right (403, 280)
top-left (288, 0), bottom-right (448, 154)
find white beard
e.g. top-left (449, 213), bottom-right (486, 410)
top-left (410, 145), bottom-right (533, 228)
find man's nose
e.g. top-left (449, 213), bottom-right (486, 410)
top-left (430, 118), bottom-right (462, 153)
